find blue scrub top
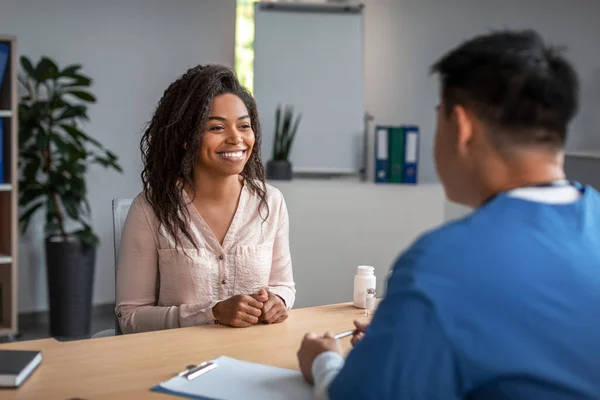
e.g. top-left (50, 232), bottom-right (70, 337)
top-left (329, 185), bottom-right (600, 399)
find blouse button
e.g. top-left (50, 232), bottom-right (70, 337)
top-left (219, 254), bottom-right (224, 260)
top-left (117, 312), bottom-right (122, 318)
top-left (222, 279), bottom-right (227, 285)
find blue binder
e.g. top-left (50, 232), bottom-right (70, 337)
top-left (0, 119), bottom-right (4, 184)
top-left (0, 43), bottom-right (8, 92)
top-left (374, 125), bottom-right (390, 183)
top-left (402, 125), bottom-right (419, 184)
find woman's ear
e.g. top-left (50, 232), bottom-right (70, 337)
top-left (183, 142), bottom-right (188, 150)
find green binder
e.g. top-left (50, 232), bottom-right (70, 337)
top-left (388, 126), bottom-right (405, 183)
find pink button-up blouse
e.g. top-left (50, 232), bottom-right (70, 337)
top-left (115, 183), bottom-right (296, 334)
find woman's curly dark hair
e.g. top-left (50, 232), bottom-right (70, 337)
top-left (140, 64), bottom-right (268, 251)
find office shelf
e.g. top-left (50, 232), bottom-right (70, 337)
top-left (0, 35), bottom-right (18, 338)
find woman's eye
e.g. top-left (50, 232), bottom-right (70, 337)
top-left (240, 124), bottom-right (251, 130)
top-left (210, 125), bottom-right (224, 132)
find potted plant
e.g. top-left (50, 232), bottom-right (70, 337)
top-left (266, 104), bottom-right (302, 180)
top-left (18, 56), bottom-right (123, 338)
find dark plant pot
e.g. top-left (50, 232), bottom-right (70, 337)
top-left (266, 160), bottom-right (293, 180)
top-left (45, 236), bottom-right (96, 338)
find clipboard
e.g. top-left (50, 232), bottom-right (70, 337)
top-left (151, 356), bottom-right (313, 400)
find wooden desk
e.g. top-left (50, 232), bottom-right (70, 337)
top-left (0, 303), bottom-right (368, 400)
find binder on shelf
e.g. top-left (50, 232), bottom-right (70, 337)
top-left (374, 125), bottom-right (390, 183)
top-left (0, 118), bottom-right (4, 184)
top-left (0, 43), bottom-right (8, 92)
top-left (402, 125), bottom-right (419, 184)
top-left (388, 126), bottom-right (405, 183)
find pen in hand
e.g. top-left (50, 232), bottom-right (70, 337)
top-left (333, 329), bottom-right (356, 340)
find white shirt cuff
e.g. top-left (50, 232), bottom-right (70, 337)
top-left (312, 351), bottom-right (345, 400)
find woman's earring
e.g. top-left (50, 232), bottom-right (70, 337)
top-left (183, 143), bottom-right (188, 150)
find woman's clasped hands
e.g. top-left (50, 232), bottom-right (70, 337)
top-left (212, 288), bottom-right (288, 327)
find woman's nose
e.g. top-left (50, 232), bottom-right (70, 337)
top-left (226, 129), bottom-right (243, 144)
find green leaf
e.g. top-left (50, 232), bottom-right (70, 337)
top-left (62, 196), bottom-right (80, 220)
top-left (98, 150), bottom-right (123, 172)
top-left (50, 131), bottom-right (86, 161)
top-left (284, 113), bottom-right (302, 159)
top-left (93, 156), bottom-right (113, 168)
top-left (37, 57), bottom-right (60, 81)
top-left (106, 150), bottom-right (118, 161)
top-left (34, 129), bottom-right (50, 152)
top-left (273, 105), bottom-right (294, 160)
top-left (60, 64), bottom-right (82, 76)
top-left (22, 158), bottom-right (42, 186)
top-left (66, 90), bottom-right (96, 103)
top-left (58, 124), bottom-right (83, 147)
top-left (60, 76), bottom-right (92, 88)
top-left (70, 176), bottom-right (86, 199)
top-left (59, 123), bottom-right (101, 148)
top-left (73, 229), bottom-right (99, 248)
top-left (273, 104), bottom-right (281, 160)
top-left (83, 199), bottom-right (92, 215)
top-left (56, 105), bottom-right (88, 121)
top-left (20, 56), bottom-right (36, 77)
top-left (19, 202), bottom-right (44, 234)
top-left (49, 94), bottom-right (68, 109)
top-left (50, 131), bottom-right (71, 154)
top-left (61, 72), bottom-right (92, 85)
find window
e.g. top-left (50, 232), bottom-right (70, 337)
top-left (235, 0), bottom-right (259, 94)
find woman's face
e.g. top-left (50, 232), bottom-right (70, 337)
top-left (196, 93), bottom-right (255, 177)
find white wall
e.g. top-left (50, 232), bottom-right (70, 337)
top-left (565, 153), bottom-right (600, 191)
top-left (271, 180), bottom-right (446, 308)
top-left (0, 0), bottom-right (236, 312)
top-left (364, 0), bottom-right (600, 183)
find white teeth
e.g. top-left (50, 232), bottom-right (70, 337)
top-left (219, 150), bottom-right (244, 159)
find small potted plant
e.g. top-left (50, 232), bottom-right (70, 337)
top-left (18, 55), bottom-right (123, 338)
top-left (266, 104), bottom-right (302, 180)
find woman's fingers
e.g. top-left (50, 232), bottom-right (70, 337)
top-left (262, 303), bottom-right (282, 322)
top-left (243, 295), bottom-right (265, 310)
top-left (265, 306), bottom-right (288, 324)
top-left (235, 310), bottom-right (259, 326)
top-left (243, 303), bottom-right (263, 318)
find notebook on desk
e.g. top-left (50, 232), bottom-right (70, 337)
top-left (0, 350), bottom-right (42, 388)
top-left (152, 356), bottom-right (313, 400)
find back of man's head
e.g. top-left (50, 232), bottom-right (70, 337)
top-left (431, 29), bottom-right (579, 148)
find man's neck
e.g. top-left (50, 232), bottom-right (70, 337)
top-left (476, 150), bottom-right (566, 206)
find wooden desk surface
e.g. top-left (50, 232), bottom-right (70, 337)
top-left (0, 303), bottom-right (368, 400)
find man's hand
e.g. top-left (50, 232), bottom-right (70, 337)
top-left (252, 290), bottom-right (288, 324)
top-left (351, 320), bottom-right (369, 347)
top-left (213, 290), bottom-right (269, 327)
top-left (297, 332), bottom-right (343, 384)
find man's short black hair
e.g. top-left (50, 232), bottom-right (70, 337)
top-left (431, 29), bottom-right (579, 148)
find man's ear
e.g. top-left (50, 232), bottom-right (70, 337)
top-left (454, 105), bottom-right (475, 155)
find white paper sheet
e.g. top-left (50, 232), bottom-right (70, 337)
top-left (157, 356), bottom-right (314, 400)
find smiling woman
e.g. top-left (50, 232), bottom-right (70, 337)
top-left (115, 64), bottom-right (296, 334)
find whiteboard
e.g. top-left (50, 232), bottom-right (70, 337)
top-left (253, 2), bottom-right (365, 173)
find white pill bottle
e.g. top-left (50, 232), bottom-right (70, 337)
top-left (353, 265), bottom-right (376, 308)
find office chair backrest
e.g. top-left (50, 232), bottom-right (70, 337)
top-left (112, 198), bottom-right (133, 335)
